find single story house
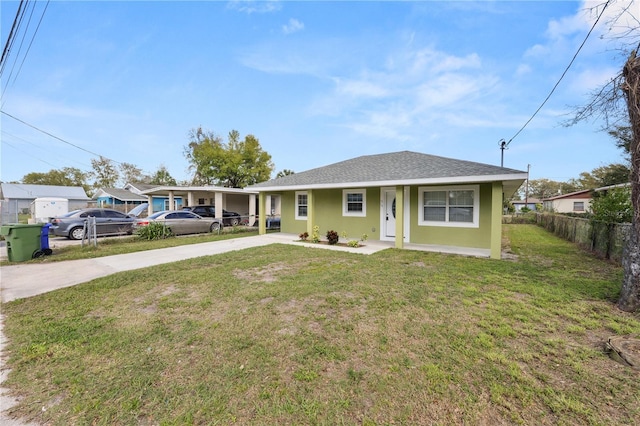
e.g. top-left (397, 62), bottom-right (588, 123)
top-left (248, 151), bottom-right (527, 259)
top-left (0, 183), bottom-right (91, 224)
top-left (512, 197), bottom-right (541, 212)
top-left (94, 188), bottom-right (148, 212)
top-left (138, 185), bottom-right (261, 225)
top-left (542, 190), bottom-right (592, 214)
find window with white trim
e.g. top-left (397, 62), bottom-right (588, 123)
top-left (419, 185), bottom-right (479, 228)
top-left (343, 189), bottom-right (366, 217)
top-left (295, 191), bottom-right (308, 220)
top-left (573, 201), bottom-right (585, 212)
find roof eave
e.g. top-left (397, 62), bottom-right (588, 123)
top-left (252, 173), bottom-right (528, 192)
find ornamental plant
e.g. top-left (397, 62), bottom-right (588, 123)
top-left (311, 225), bottom-right (320, 243)
top-left (299, 232), bottom-right (309, 241)
top-left (326, 229), bottom-right (339, 245)
top-left (135, 222), bottom-right (172, 240)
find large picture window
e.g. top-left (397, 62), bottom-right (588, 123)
top-left (295, 191), bottom-right (308, 220)
top-left (419, 185), bottom-right (479, 228)
top-left (343, 189), bottom-right (366, 217)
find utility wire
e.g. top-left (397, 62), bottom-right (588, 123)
top-left (2, 0), bottom-right (49, 98)
top-left (502, 0), bottom-right (610, 148)
top-left (2, 0), bottom-right (37, 95)
top-left (0, 0), bottom-right (25, 73)
top-left (1, 110), bottom-right (122, 165)
top-left (2, 129), bottom-right (93, 169)
top-left (2, 138), bottom-right (60, 169)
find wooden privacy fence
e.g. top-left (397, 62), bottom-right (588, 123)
top-left (533, 213), bottom-right (630, 263)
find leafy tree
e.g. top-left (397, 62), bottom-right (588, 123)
top-left (90, 156), bottom-right (119, 190)
top-left (608, 124), bottom-right (632, 159)
top-left (119, 162), bottom-right (147, 186)
top-left (591, 186), bottom-right (632, 223)
top-left (276, 169), bottom-right (295, 178)
top-left (521, 178), bottom-right (577, 200)
top-left (149, 165), bottom-right (177, 186)
top-left (567, 2), bottom-right (640, 312)
top-left (568, 163), bottom-right (630, 189)
top-left (22, 167), bottom-right (90, 194)
top-left (184, 128), bottom-right (274, 188)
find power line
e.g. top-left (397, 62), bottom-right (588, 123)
top-left (499, 0), bottom-right (611, 166)
top-left (1, 110), bottom-right (122, 165)
top-left (2, 129), bottom-right (92, 169)
top-left (2, 138), bottom-right (61, 169)
top-left (2, 0), bottom-right (50, 98)
top-left (0, 0), bottom-right (26, 73)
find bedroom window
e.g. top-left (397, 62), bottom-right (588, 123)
top-left (343, 189), bottom-right (366, 217)
top-left (295, 191), bottom-right (308, 220)
top-left (419, 185), bottom-right (479, 228)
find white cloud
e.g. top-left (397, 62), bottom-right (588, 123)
top-left (516, 63), bottom-right (532, 77)
top-left (282, 18), bottom-right (304, 35)
top-left (568, 66), bottom-right (619, 93)
top-left (333, 78), bottom-right (389, 98)
top-left (227, 0), bottom-right (281, 14)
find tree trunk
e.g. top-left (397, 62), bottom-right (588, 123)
top-left (618, 51), bottom-right (640, 312)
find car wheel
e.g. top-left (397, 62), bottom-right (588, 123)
top-left (210, 222), bottom-right (221, 232)
top-left (69, 226), bottom-right (85, 240)
top-left (230, 217), bottom-right (239, 226)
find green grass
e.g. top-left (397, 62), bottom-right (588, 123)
top-left (2, 227), bottom-right (261, 264)
top-left (3, 225), bottom-right (639, 425)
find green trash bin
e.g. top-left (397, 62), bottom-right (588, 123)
top-left (0, 223), bottom-right (44, 262)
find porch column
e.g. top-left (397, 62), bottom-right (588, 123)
top-left (306, 190), bottom-right (315, 236)
top-left (146, 196), bottom-right (153, 216)
top-left (168, 191), bottom-right (175, 211)
top-left (395, 186), bottom-right (404, 249)
top-left (187, 191), bottom-right (195, 207)
top-left (490, 181), bottom-right (502, 259)
top-left (249, 193), bottom-right (256, 226)
top-left (214, 192), bottom-right (223, 221)
top-left (258, 192), bottom-right (266, 235)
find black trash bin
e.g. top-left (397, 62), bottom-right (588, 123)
top-left (40, 223), bottom-right (53, 255)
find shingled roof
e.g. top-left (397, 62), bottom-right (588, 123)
top-left (250, 151), bottom-right (526, 193)
top-left (94, 188), bottom-right (147, 202)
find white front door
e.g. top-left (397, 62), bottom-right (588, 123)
top-left (384, 190), bottom-right (396, 238)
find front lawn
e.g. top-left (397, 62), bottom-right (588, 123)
top-left (3, 225), bottom-right (639, 425)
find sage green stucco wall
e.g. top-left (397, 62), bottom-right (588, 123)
top-left (408, 183), bottom-right (493, 249)
top-left (275, 183), bottom-right (496, 249)
top-left (279, 188), bottom-right (381, 240)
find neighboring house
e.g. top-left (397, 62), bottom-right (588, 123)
top-left (120, 182), bottom-right (184, 213)
top-left (248, 151), bottom-right (527, 259)
top-left (512, 198), bottom-right (541, 212)
top-left (138, 185), bottom-right (260, 224)
top-left (543, 190), bottom-right (592, 214)
top-left (0, 183), bottom-right (91, 224)
top-left (93, 188), bottom-right (148, 212)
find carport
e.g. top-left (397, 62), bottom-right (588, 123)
top-left (139, 186), bottom-right (258, 225)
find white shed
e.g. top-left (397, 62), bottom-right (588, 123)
top-left (31, 198), bottom-right (69, 223)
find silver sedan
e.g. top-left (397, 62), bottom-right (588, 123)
top-left (135, 210), bottom-right (223, 235)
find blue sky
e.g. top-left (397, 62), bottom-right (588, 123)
top-left (0, 1), bottom-right (636, 186)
